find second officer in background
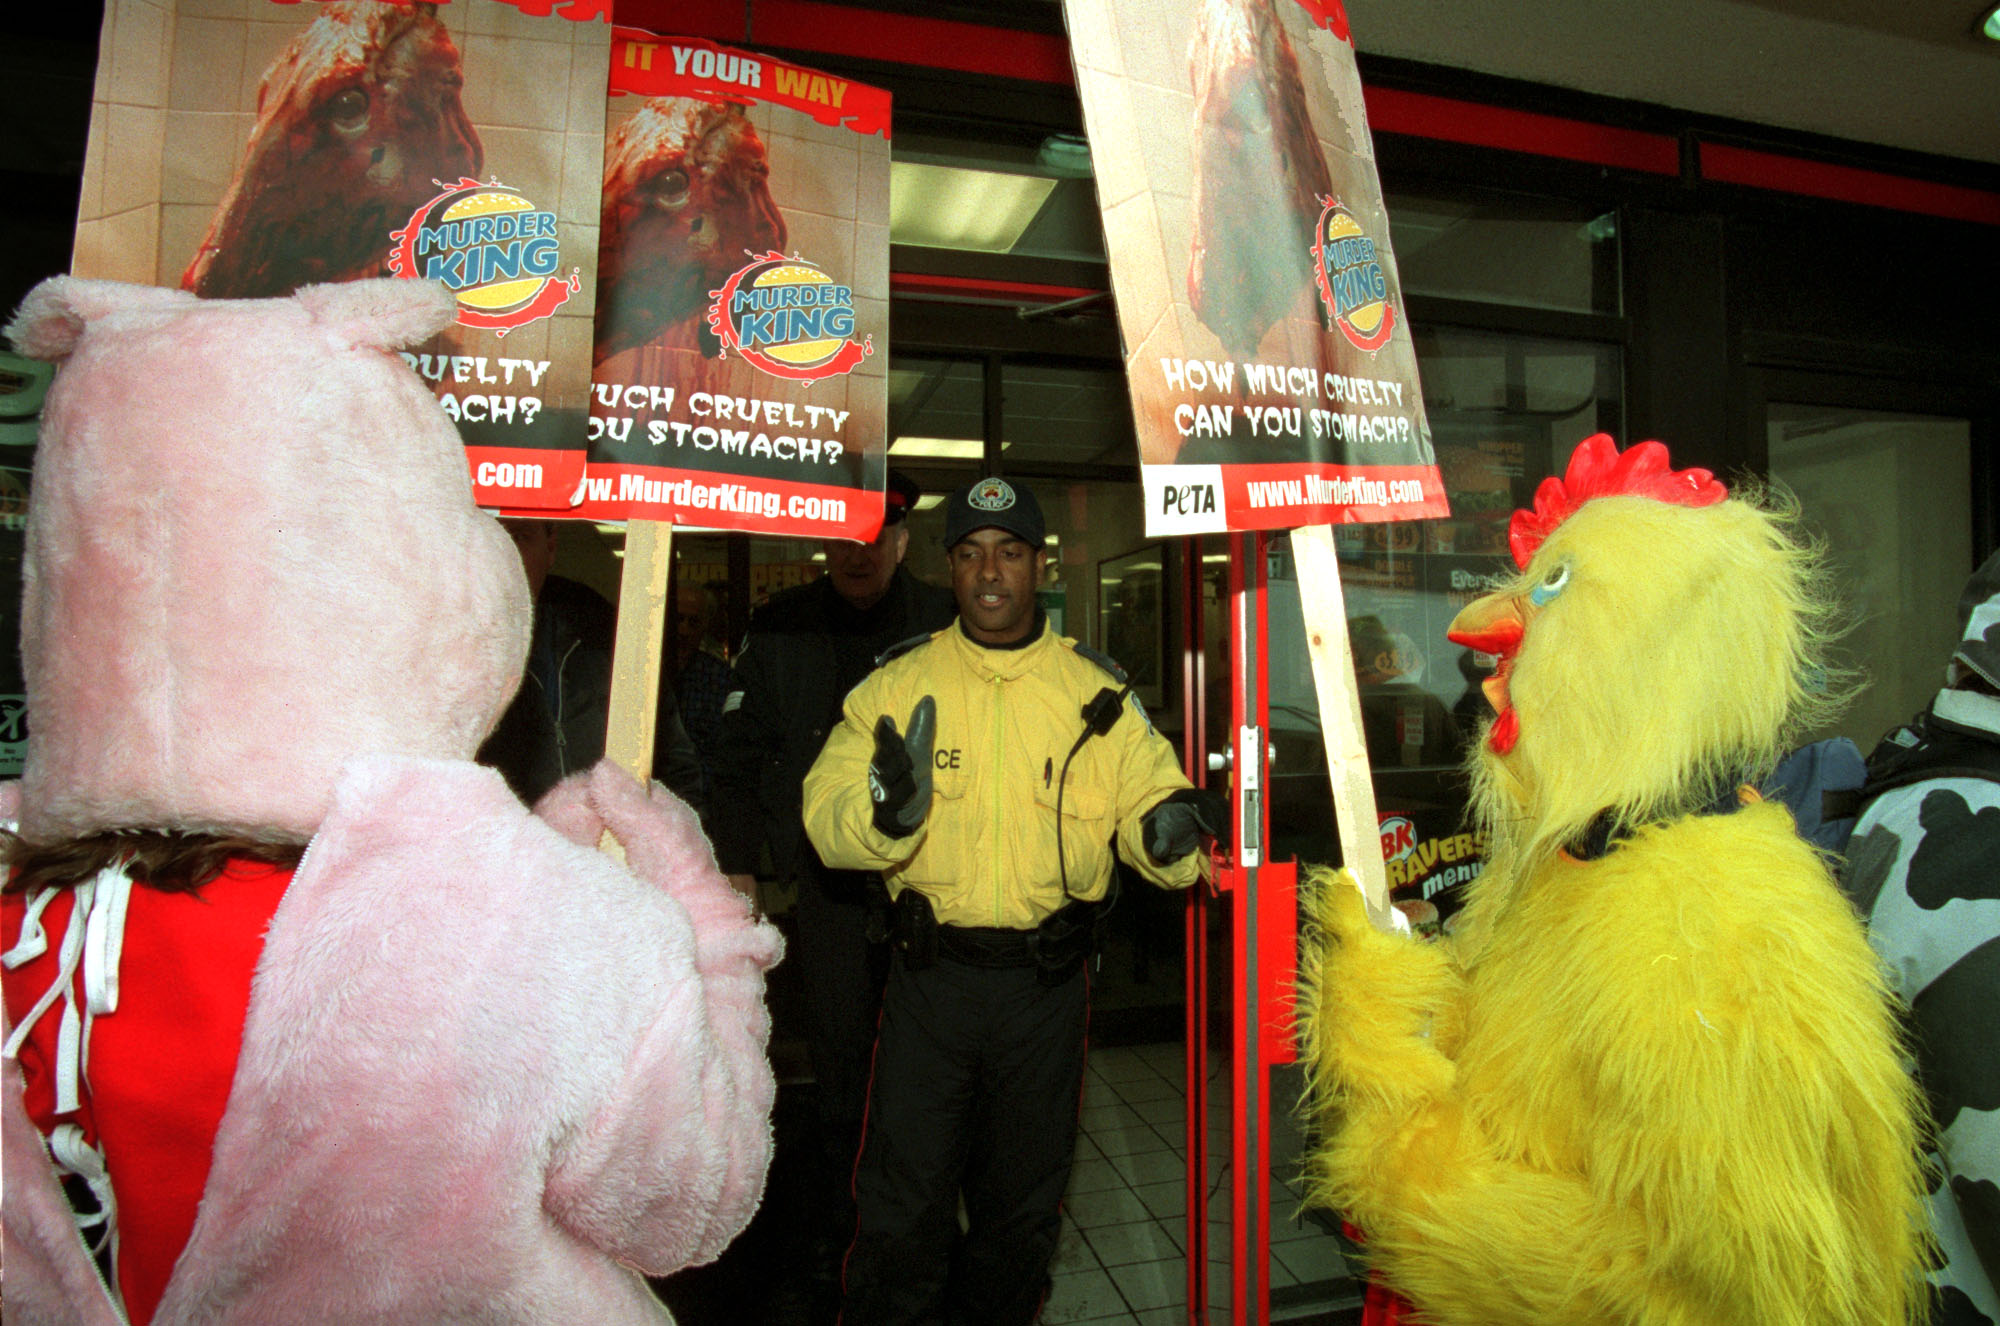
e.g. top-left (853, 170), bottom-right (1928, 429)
top-left (802, 476), bottom-right (1222, 1326)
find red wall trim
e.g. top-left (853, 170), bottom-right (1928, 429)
top-left (891, 272), bottom-right (1102, 303)
top-left (1362, 85), bottom-right (1681, 177)
top-left (615, 0), bottom-right (1076, 84)
top-left (753, 1), bottom-right (1073, 83)
top-left (1701, 142), bottom-right (2000, 227)
top-left (613, 4), bottom-right (1999, 228)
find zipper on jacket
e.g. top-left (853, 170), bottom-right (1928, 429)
top-left (989, 672), bottom-right (1006, 927)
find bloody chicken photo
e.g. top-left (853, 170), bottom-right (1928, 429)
top-left (1187, 0), bottom-right (1334, 359)
top-left (180, 0), bottom-right (482, 300)
top-left (594, 97), bottom-right (787, 365)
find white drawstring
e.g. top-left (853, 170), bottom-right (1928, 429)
top-left (3, 860), bottom-right (133, 1318)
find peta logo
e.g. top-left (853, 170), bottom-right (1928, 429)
top-left (1161, 484), bottom-right (1216, 516)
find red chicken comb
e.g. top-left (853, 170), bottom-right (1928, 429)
top-left (1507, 434), bottom-right (1727, 569)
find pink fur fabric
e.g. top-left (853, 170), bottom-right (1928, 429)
top-left (75, 755), bottom-right (779, 1324)
top-left (5, 277), bottom-right (529, 843)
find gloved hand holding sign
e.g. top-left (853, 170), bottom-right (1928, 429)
top-left (869, 695), bottom-right (937, 838)
top-left (1142, 787), bottom-right (1228, 863)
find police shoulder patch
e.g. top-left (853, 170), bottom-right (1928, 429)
top-left (1070, 642), bottom-right (1130, 684)
top-left (876, 631), bottom-right (936, 668)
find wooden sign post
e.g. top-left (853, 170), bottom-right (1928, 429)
top-left (598, 518), bottom-right (675, 862)
top-left (1289, 524), bottom-right (1395, 925)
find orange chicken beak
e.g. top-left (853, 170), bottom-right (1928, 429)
top-left (1448, 593), bottom-right (1526, 753)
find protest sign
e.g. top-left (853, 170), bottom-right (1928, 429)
top-left (1065, 0), bottom-right (1447, 537)
top-left (74, 0), bottom-right (609, 510)
top-left (576, 30), bottom-right (891, 540)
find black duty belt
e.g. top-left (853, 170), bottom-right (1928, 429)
top-left (937, 923), bottom-right (1039, 968)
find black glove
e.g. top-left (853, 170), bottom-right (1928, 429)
top-left (868, 696), bottom-right (937, 838)
top-left (1143, 787), bottom-right (1227, 863)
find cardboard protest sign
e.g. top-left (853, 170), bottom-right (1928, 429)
top-left (73, 0), bottom-right (610, 510)
top-left (573, 29), bottom-right (890, 540)
top-left (1064, 0), bottom-right (1447, 536)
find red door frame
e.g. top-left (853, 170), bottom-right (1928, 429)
top-left (1183, 534), bottom-right (1300, 1324)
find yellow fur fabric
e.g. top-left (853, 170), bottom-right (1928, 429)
top-left (1298, 803), bottom-right (1928, 1326)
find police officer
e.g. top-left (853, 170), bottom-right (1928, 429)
top-left (802, 477), bottom-right (1222, 1326)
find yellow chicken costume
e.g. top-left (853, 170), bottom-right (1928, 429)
top-left (1298, 435), bottom-right (1930, 1325)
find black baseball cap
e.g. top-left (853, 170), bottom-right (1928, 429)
top-left (884, 468), bottom-right (919, 525)
top-left (944, 476), bottom-right (1046, 550)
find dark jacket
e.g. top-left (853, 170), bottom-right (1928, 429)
top-left (480, 575), bottom-right (704, 807)
top-left (711, 567), bottom-right (957, 880)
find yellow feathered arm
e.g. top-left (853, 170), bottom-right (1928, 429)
top-left (1298, 803), bottom-right (1929, 1326)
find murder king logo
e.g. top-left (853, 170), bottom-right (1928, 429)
top-left (388, 177), bottom-right (579, 334)
top-left (1311, 198), bottom-right (1397, 352)
top-left (705, 252), bottom-right (873, 383)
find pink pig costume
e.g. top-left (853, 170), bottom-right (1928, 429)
top-left (0, 277), bottom-right (781, 1324)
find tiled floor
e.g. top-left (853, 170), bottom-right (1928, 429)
top-left (1043, 1042), bottom-right (1366, 1324)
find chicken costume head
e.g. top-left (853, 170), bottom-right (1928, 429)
top-left (1298, 435), bottom-right (1929, 1326)
top-left (8, 276), bottom-right (528, 845)
top-left (1448, 435), bottom-right (1846, 872)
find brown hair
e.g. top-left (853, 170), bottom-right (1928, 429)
top-left (2, 829), bottom-right (303, 897)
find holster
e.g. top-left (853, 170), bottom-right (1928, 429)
top-left (863, 876), bottom-right (893, 945)
top-left (891, 887), bottom-right (939, 970)
top-left (1029, 896), bottom-right (1103, 987)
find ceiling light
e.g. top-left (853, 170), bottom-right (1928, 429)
top-left (1036, 134), bottom-right (1093, 178)
top-left (891, 162), bottom-right (1058, 254)
top-left (888, 436), bottom-right (1013, 461)
top-left (915, 493), bottom-right (947, 510)
top-left (1984, 3), bottom-right (2000, 39)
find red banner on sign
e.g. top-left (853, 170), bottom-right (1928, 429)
top-left (566, 465), bottom-right (883, 541)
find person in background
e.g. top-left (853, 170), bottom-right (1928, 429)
top-left (710, 470), bottom-right (954, 1320)
top-left (479, 518), bottom-right (703, 807)
top-left (1842, 549), bottom-right (2000, 1326)
top-left (801, 477), bottom-right (1222, 1326)
top-left (672, 579), bottom-right (735, 810)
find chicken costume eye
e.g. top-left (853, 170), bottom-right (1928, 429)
top-left (1529, 560), bottom-right (1571, 606)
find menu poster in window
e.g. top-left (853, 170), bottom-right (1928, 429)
top-left (574, 29), bottom-right (891, 540)
top-left (1064, 0), bottom-right (1447, 536)
top-left (75, 0), bottom-right (611, 510)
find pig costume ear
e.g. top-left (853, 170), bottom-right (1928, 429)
top-left (5, 277), bottom-right (198, 361)
top-left (294, 278), bottom-right (459, 351)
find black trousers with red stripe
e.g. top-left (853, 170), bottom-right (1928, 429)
top-left (840, 951), bottom-right (1088, 1326)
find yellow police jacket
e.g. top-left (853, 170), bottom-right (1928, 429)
top-left (802, 621), bottom-right (1203, 929)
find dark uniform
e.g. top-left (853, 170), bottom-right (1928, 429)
top-left (710, 560), bottom-right (955, 1277)
top-left (477, 574), bottom-right (703, 806)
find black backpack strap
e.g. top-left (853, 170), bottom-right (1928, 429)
top-left (1859, 714), bottom-right (2000, 803)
